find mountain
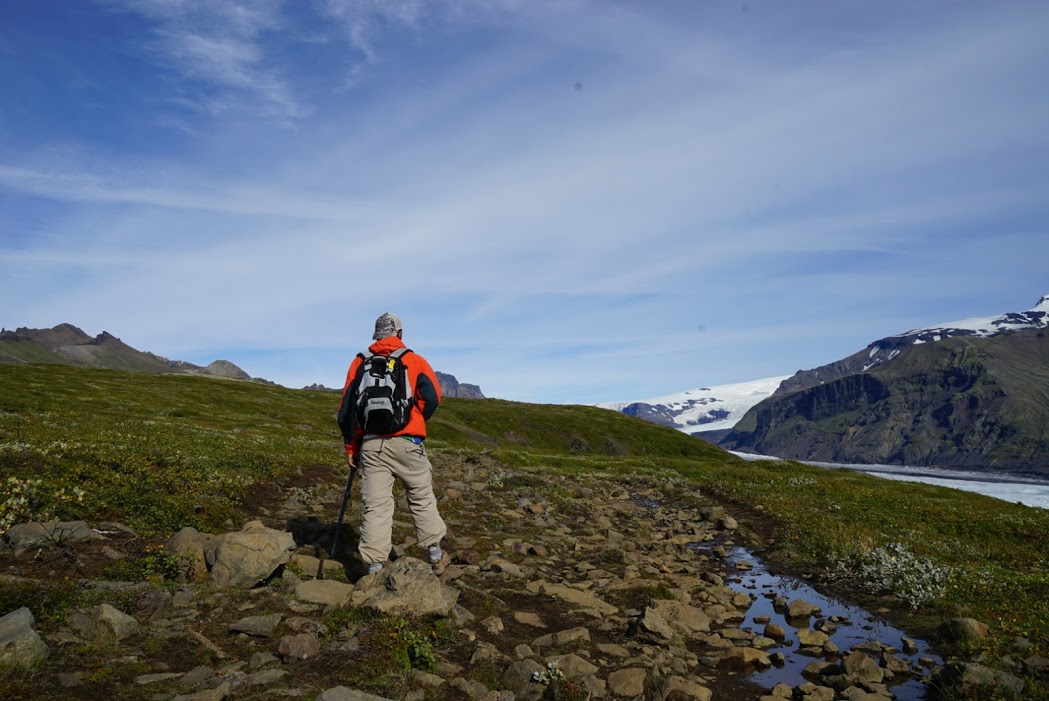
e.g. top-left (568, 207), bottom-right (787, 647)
top-left (598, 376), bottom-right (788, 443)
top-left (435, 371), bottom-right (486, 399)
top-left (0, 324), bottom-right (252, 380)
top-left (302, 373), bottom-right (486, 398)
top-left (721, 295), bottom-right (1049, 476)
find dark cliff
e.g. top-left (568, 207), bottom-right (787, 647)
top-left (722, 329), bottom-right (1049, 475)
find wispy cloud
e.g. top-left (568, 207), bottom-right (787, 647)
top-left (3, 1), bottom-right (1048, 402)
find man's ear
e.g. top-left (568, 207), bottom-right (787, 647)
top-left (397, 330), bottom-right (403, 339)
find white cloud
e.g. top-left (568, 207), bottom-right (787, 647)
top-left (4, 1), bottom-right (1048, 401)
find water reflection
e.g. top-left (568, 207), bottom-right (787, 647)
top-left (695, 543), bottom-right (942, 700)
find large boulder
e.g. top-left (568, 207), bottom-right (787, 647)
top-left (205, 521), bottom-right (296, 588)
top-left (351, 558), bottom-right (459, 617)
top-left (0, 607), bottom-right (49, 669)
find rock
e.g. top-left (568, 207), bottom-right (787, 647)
top-left (938, 617), bottom-right (991, 642)
top-left (515, 611), bottom-right (546, 628)
top-left (0, 607), bottom-right (49, 669)
top-left (657, 675), bottom-right (712, 701)
top-left (501, 659), bottom-right (545, 701)
top-left (1023, 655), bottom-right (1049, 676)
top-left (648, 599), bottom-right (711, 635)
top-left (205, 521), bottom-right (296, 588)
top-left (352, 557), bottom-right (459, 617)
top-left (764, 623), bottom-right (786, 640)
top-left (797, 628), bottom-right (830, 647)
top-left (719, 646), bottom-right (771, 670)
top-left (481, 616), bottom-right (504, 634)
top-left (607, 667), bottom-right (646, 697)
top-left (901, 636), bottom-right (919, 655)
top-left (294, 579), bottom-right (354, 607)
top-left (787, 599), bottom-right (821, 619)
top-left (933, 661), bottom-right (1025, 696)
top-left (278, 632), bottom-right (322, 661)
top-left (4, 521), bottom-right (103, 548)
top-left (529, 581), bottom-right (618, 616)
top-left (167, 527), bottom-right (211, 580)
top-left (533, 626), bottom-right (591, 648)
top-left (842, 651), bottom-right (885, 684)
top-left (636, 606), bottom-right (677, 643)
top-left (66, 603), bottom-right (139, 643)
top-left (716, 515), bottom-right (738, 531)
top-left (546, 653), bottom-right (599, 678)
top-left (228, 613), bottom-right (282, 637)
top-left (317, 688), bottom-right (396, 701)
top-left (172, 682), bottom-right (232, 701)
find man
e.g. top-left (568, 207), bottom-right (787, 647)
top-left (337, 312), bottom-right (449, 576)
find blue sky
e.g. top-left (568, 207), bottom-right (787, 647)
top-left (1, 0), bottom-right (1047, 404)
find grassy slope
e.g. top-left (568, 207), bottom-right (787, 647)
top-left (0, 337), bottom-right (75, 366)
top-left (1, 363), bottom-right (1047, 670)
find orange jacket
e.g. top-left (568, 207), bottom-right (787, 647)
top-left (337, 335), bottom-right (441, 457)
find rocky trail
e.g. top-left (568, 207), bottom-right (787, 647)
top-left (0, 452), bottom-right (1013, 701)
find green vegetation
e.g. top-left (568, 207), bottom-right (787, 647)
top-left (2, 362), bottom-right (1048, 683)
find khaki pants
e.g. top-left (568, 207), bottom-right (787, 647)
top-left (357, 436), bottom-right (447, 565)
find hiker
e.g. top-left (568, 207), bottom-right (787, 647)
top-left (337, 312), bottom-right (449, 576)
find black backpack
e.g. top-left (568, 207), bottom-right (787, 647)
top-left (341, 347), bottom-right (414, 436)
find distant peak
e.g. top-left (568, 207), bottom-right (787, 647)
top-left (1036, 294), bottom-right (1049, 309)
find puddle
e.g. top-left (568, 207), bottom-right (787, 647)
top-left (696, 544), bottom-right (941, 699)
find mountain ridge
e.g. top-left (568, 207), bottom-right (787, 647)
top-left (721, 295), bottom-right (1049, 475)
top-left (0, 324), bottom-right (485, 397)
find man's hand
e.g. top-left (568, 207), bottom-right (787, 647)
top-left (347, 452), bottom-right (359, 470)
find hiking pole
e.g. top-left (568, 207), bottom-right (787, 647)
top-left (329, 464), bottom-right (358, 560)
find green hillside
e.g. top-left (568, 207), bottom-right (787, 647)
top-left (0, 336), bottom-right (74, 366)
top-left (2, 362), bottom-right (1048, 675)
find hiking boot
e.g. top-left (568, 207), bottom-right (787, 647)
top-left (428, 544), bottom-right (450, 575)
top-left (367, 561), bottom-right (384, 575)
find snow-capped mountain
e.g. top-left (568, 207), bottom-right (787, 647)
top-left (598, 376), bottom-right (789, 437)
top-left (779, 294), bottom-right (1049, 395)
top-left (866, 294), bottom-right (1049, 370)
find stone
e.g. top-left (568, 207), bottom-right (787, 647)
top-left (515, 611), bottom-right (547, 628)
top-left (648, 599), bottom-right (711, 635)
top-left (797, 628), bottom-right (829, 647)
top-left (787, 599), bottom-right (821, 619)
top-left (351, 557), bottom-right (459, 617)
top-left (294, 579), bottom-right (354, 607)
top-left (933, 661), bottom-right (1024, 696)
top-left (205, 521), bottom-right (296, 588)
top-left (716, 515), bottom-right (738, 530)
top-left (501, 659), bottom-right (545, 701)
top-left (763, 623), bottom-right (786, 640)
top-left (657, 675), bottom-right (711, 701)
top-left (530, 581), bottom-right (618, 616)
top-left (3, 521), bottom-right (102, 548)
top-left (533, 626), bottom-right (590, 647)
top-left (172, 682), bottom-right (232, 701)
top-left (228, 613), bottom-right (282, 636)
top-left (636, 606), bottom-right (677, 643)
top-left (481, 616), bottom-right (504, 634)
top-left (317, 688), bottom-right (396, 701)
top-left (66, 603), bottom-right (139, 643)
top-left (842, 651), bottom-right (885, 684)
top-left (607, 667), bottom-right (646, 697)
top-left (597, 643), bottom-right (630, 658)
top-left (938, 617), bottom-right (991, 642)
top-left (167, 527), bottom-right (211, 580)
top-left (719, 646), bottom-right (771, 670)
top-left (546, 653), bottom-right (599, 678)
top-left (0, 607), bottom-right (49, 669)
top-left (278, 632), bottom-right (322, 661)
